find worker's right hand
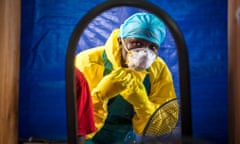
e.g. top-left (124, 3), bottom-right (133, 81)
top-left (91, 68), bottom-right (133, 101)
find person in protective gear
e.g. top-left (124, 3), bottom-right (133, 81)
top-left (75, 12), bottom-right (179, 144)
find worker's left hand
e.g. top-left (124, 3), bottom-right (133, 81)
top-left (120, 71), bottom-right (155, 116)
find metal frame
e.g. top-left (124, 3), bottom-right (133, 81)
top-left (66, 0), bottom-right (192, 143)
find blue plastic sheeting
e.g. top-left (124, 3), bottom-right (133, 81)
top-left (19, 0), bottom-right (228, 143)
top-left (20, 0), bottom-right (105, 140)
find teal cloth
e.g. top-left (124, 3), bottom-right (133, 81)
top-left (119, 12), bottom-right (166, 46)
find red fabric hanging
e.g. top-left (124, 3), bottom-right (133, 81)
top-left (75, 68), bottom-right (96, 136)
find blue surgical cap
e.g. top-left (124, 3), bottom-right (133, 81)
top-left (119, 12), bottom-right (166, 46)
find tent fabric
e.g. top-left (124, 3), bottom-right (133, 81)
top-left (19, 0), bottom-right (228, 143)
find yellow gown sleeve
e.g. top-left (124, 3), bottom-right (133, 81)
top-left (132, 58), bottom-right (179, 135)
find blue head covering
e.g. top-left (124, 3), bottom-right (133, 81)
top-left (119, 12), bottom-right (166, 46)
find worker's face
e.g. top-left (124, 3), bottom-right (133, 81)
top-left (118, 37), bottom-right (158, 70)
top-left (119, 37), bottom-right (159, 53)
top-left (118, 37), bottom-right (158, 62)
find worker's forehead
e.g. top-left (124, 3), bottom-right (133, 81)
top-left (124, 37), bottom-right (158, 45)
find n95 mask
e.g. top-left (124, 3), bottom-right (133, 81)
top-left (126, 48), bottom-right (156, 71)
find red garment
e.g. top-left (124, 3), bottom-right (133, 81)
top-left (75, 68), bottom-right (96, 136)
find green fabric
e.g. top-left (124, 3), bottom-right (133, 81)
top-left (102, 50), bottom-right (113, 76)
top-left (143, 73), bottom-right (151, 95)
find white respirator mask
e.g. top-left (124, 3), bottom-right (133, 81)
top-left (121, 39), bottom-right (157, 71)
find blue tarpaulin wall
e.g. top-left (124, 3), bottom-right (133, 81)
top-left (19, 0), bottom-right (228, 143)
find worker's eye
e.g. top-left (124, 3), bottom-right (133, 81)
top-left (128, 41), bottom-right (143, 49)
top-left (135, 42), bottom-right (142, 47)
top-left (149, 44), bottom-right (158, 51)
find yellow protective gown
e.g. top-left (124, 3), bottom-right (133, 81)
top-left (75, 29), bottom-right (178, 138)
